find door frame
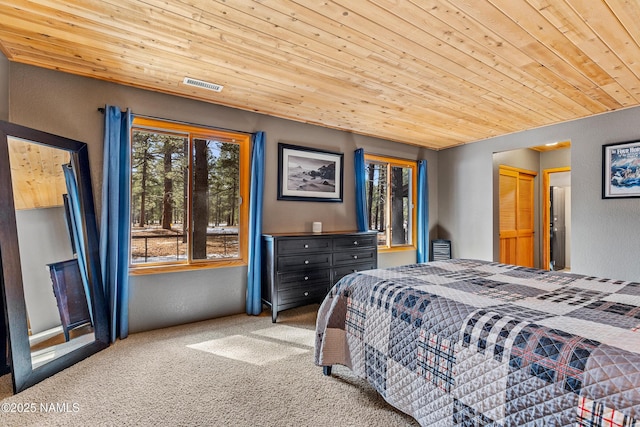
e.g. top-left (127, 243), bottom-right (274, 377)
top-left (542, 167), bottom-right (571, 271)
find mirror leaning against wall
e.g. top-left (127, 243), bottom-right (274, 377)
top-left (0, 120), bottom-right (109, 393)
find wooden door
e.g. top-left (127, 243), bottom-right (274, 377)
top-left (499, 166), bottom-right (536, 267)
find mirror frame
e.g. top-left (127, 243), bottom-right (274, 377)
top-left (0, 120), bottom-right (109, 393)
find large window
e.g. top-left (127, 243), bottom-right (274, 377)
top-left (364, 154), bottom-right (416, 250)
top-left (130, 117), bottom-right (250, 270)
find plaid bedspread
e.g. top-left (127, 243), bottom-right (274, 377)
top-left (314, 259), bottom-right (640, 426)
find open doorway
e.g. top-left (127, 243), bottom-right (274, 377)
top-left (543, 168), bottom-right (571, 271)
top-left (493, 141), bottom-right (571, 270)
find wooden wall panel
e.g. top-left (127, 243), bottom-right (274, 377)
top-left (2, 1), bottom-right (640, 149)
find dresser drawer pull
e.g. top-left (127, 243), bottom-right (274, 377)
top-left (353, 241), bottom-right (358, 245)
top-left (304, 260), bottom-right (309, 265)
top-left (352, 269), bottom-right (358, 273)
top-left (353, 255), bottom-right (358, 259)
top-left (304, 291), bottom-right (309, 296)
top-left (304, 244), bottom-right (309, 248)
top-left (304, 276), bottom-right (309, 280)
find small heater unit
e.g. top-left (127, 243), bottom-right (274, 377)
top-left (430, 239), bottom-right (452, 261)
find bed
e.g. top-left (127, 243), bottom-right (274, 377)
top-left (314, 259), bottom-right (640, 426)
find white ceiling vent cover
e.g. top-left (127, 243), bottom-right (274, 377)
top-left (183, 77), bottom-right (223, 92)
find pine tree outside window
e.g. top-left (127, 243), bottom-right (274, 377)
top-left (364, 154), bottom-right (417, 251)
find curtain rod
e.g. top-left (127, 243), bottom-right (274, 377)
top-left (97, 107), bottom-right (253, 136)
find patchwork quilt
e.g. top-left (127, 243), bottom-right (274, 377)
top-left (314, 259), bottom-right (640, 426)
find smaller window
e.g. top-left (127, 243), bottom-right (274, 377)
top-left (364, 154), bottom-right (417, 250)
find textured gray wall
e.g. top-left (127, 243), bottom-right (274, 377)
top-left (16, 207), bottom-right (74, 334)
top-left (7, 63), bottom-right (438, 332)
top-left (7, 58), bottom-right (640, 333)
top-left (439, 109), bottom-right (640, 281)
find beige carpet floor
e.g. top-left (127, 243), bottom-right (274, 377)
top-left (0, 304), bottom-right (419, 426)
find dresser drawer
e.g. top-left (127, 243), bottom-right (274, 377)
top-left (277, 253), bottom-right (331, 271)
top-left (278, 268), bottom-right (331, 289)
top-left (333, 249), bottom-right (377, 265)
top-left (278, 283), bottom-right (329, 305)
top-left (333, 234), bottom-right (377, 250)
top-left (333, 261), bottom-right (377, 284)
top-left (277, 237), bottom-right (331, 255)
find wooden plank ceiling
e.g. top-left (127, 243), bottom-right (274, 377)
top-left (1, 0), bottom-right (640, 150)
top-left (8, 138), bottom-right (70, 210)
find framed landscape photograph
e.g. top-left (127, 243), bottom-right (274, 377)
top-left (602, 139), bottom-right (640, 199)
top-left (277, 143), bottom-right (343, 202)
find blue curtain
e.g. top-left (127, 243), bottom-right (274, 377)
top-left (416, 160), bottom-right (430, 263)
top-left (100, 105), bottom-right (132, 342)
top-left (246, 131), bottom-right (265, 315)
top-left (354, 148), bottom-right (368, 232)
top-left (62, 163), bottom-right (93, 323)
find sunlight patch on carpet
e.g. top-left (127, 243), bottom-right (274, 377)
top-left (251, 325), bottom-right (316, 347)
top-left (187, 335), bottom-right (308, 366)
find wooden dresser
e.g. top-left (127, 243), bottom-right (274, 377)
top-left (261, 231), bottom-right (378, 322)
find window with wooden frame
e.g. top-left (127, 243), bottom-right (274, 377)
top-left (364, 154), bottom-right (417, 251)
top-left (129, 117), bottom-right (250, 272)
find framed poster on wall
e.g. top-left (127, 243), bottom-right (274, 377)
top-left (277, 143), bottom-right (343, 202)
top-left (602, 139), bottom-right (640, 199)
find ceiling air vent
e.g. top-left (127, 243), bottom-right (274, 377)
top-left (183, 77), bottom-right (223, 92)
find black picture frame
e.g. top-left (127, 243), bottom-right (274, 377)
top-left (602, 139), bottom-right (640, 199)
top-left (277, 143), bottom-right (344, 202)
